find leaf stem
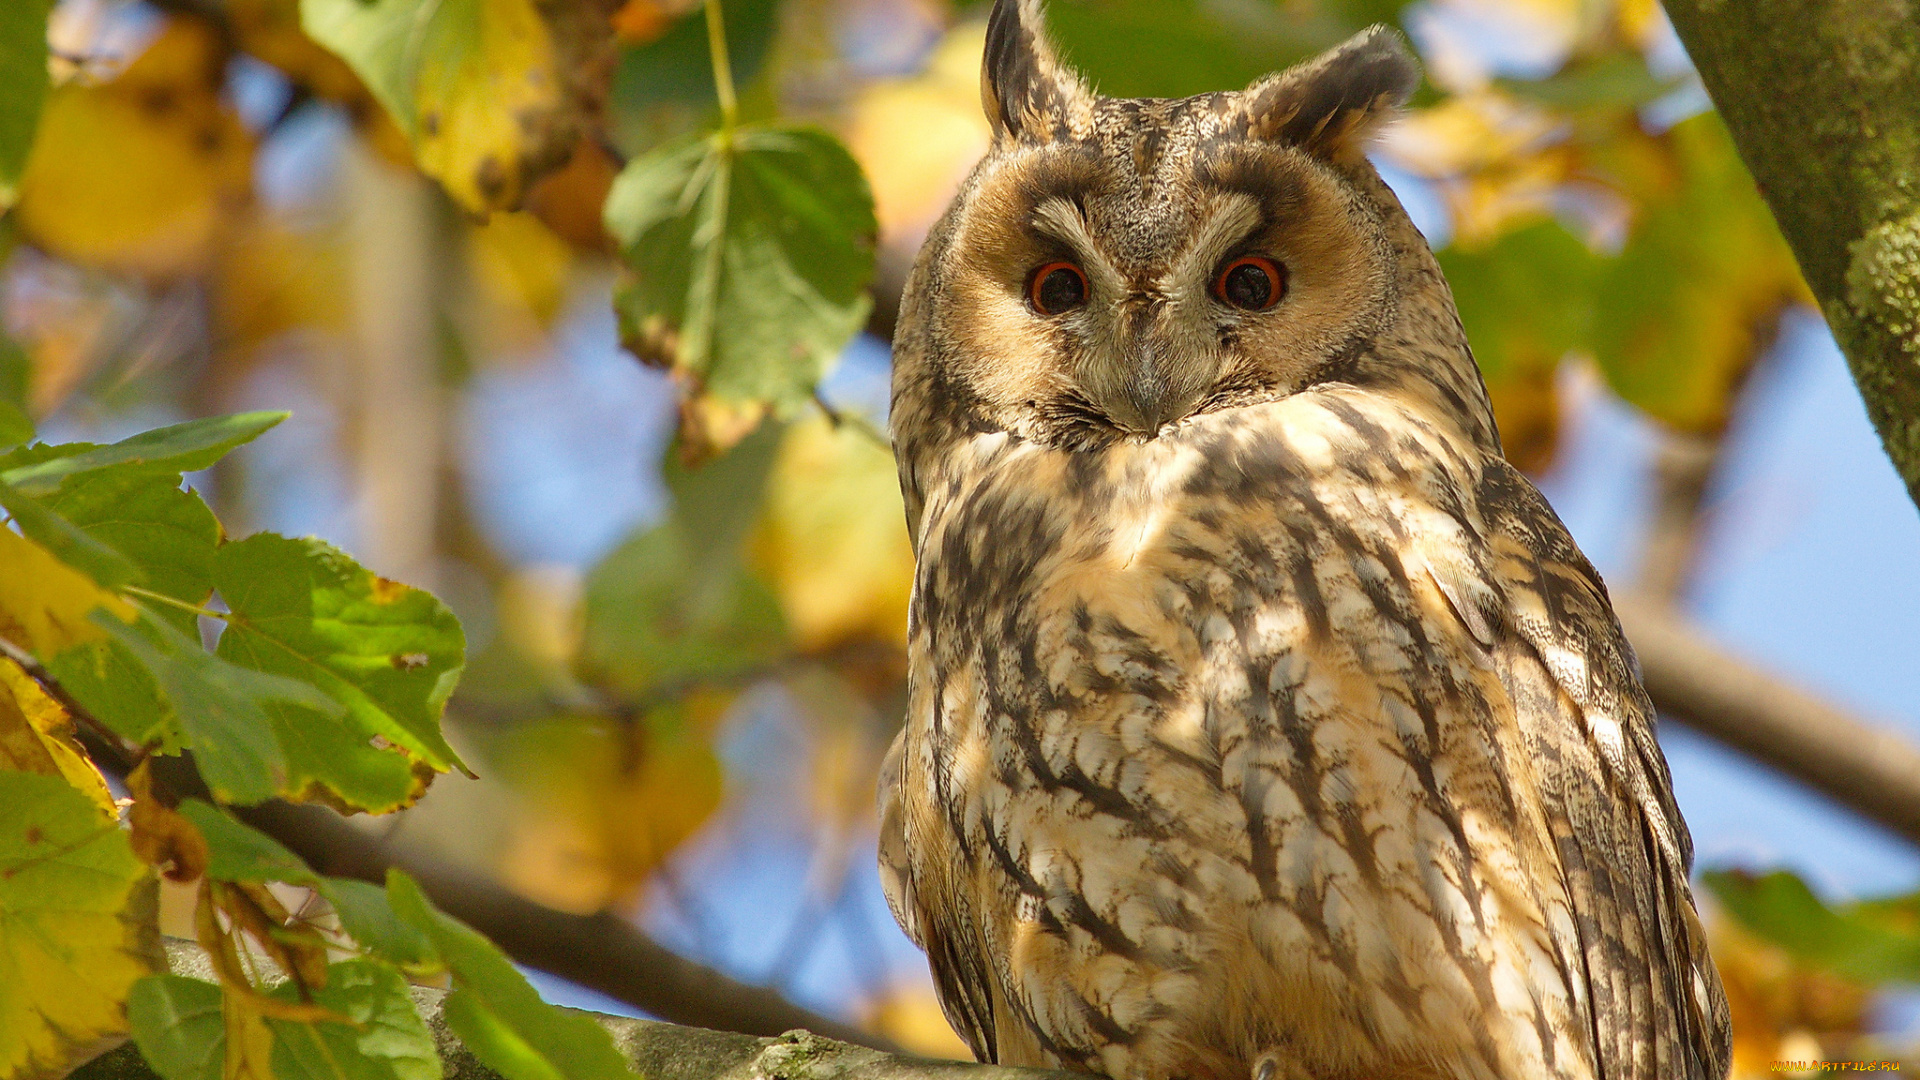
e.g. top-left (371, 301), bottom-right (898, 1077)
top-left (813, 392), bottom-right (892, 452)
top-left (705, 0), bottom-right (739, 132)
top-left (125, 586), bottom-right (228, 622)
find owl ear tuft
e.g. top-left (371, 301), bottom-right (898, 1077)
top-left (1241, 26), bottom-right (1420, 162)
top-left (981, 0), bottom-right (1093, 144)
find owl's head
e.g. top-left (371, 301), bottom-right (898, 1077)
top-left (893, 0), bottom-right (1475, 458)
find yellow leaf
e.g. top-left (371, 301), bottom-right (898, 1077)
top-left (0, 659), bottom-right (114, 817)
top-left (0, 528), bottom-right (134, 658)
top-left (305, 0), bottom-right (581, 215)
top-left (676, 395), bottom-right (771, 464)
top-left (1708, 912), bottom-right (1872, 1080)
top-left (841, 25), bottom-right (991, 246)
top-left (610, 0), bottom-right (679, 45)
top-left (496, 703), bottom-right (725, 913)
top-left (0, 772), bottom-right (153, 1080)
top-left (467, 212), bottom-right (576, 346)
top-left (14, 18), bottom-right (254, 279)
top-left (222, 991), bottom-right (276, 1080)
top-left (523, 139), bottom-right (618, 253)
top-left (1614, 0), bottom-right (1662, 48)
top-left (753, 416), bottom-right (914, 653)
top-left (861, 985), bottom-right (970, 1061)
top-left (493, 564), bottom-right (581, 673)
top-left (1379, 92), bottom-right (1573, 245)
top-left (126, 762), bottom-right (208, 884)
top-left (413, 0), bottom-right (560, 212)
top-left (211, 214), bottom-right (349, 365)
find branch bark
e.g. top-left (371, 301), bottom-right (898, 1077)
top-left (72, 940), bottom-right (1050, 1080)
top-left (1660, 0), bottom-right (1920, 510)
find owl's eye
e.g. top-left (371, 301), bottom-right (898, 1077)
top-left (1029, 262), bottom-right (1089, 315)
top-left (1214, 257), bottom-right (1285, 311)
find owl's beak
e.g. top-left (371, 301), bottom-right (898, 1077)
top-left (1079, 298), bottom-right (1210, 435)
top-left (1109, 342), bottom-right (1203, 435)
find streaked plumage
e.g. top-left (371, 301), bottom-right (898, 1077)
top-left (878, 5), bottom-right (1730, 1078)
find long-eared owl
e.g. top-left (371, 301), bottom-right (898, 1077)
top-left (876, 3), bottom-right (1731, 1078)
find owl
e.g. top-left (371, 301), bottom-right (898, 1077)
top-left (876, 3), bottom-right (1730, 1079)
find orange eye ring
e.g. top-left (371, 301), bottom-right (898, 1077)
top-left (1029, 261), bottom-right (1090, 315)
top-left (1213, 256), bottom-right (1285, 311)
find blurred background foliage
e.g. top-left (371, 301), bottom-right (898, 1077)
top-left (0, 0), bottom-right (1908, 1074)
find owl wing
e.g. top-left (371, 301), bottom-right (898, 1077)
top-left (1466, 457), bottom-right (1732, 1080)
top-left (876, 729), bottom-right (1000, 1062)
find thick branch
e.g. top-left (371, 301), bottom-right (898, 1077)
top-left (1660, 0), bottom-right (1920, 509)
top-left (74, 940), bottom-right (1048, 1080)
top-left (1619, 594), bottom-right (1920, 846)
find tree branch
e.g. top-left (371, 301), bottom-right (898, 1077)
top-left (1633, 431), bottom-right (1720, 604)
top-left (1660, 0), bottom-right (1920, 510)
top-left (1618, 593), bottom-right (1920, 846)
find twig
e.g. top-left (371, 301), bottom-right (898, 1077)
top-left (814, 391), bottom-right (893, 451)
top-left (1634, 430), bottom-right (1720, 604)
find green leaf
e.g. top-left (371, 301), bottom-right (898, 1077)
top-left (0, 0), bottom-right (52, 209)
top-left (44, 470), bottom-right (221, 636)
top-left (267, 960), bottom-right (441, 1080)
top-left (320, 879), bottom-right (436, 969)
top-left (613, 0), bottom-right (778, 111)
top-left (1496, 53), bottom-right (1681, 111)
top-left (126, 975), bottom-right (224, 1080)
top-left (170, 804), bottom-right (435, 967)
top-left (0, 771), bottom-right (152, 1080)
top-left (663, 417), bottom-right (784, 576)
top-left (0, 412), bottom-right (286, 497)
top-left (1590, 113), bottom-right (1806, 433)
top-left (45, 637), bottom-right (177, 749)
top-left (1034, 0), bottom-right (1345, 100)
top-left (0, 336), bottom-right (30, 449)
top-left (1439, 220), bottom-right (1602, 469)
top-left (1442, 221), bottom-right (1600, 381)
top-left (606, 126), bottom-right (875, 418)
top-left (131, 964), bottom-right (443, 1080)
top-left (385, 872), bottom-right (635, 1080)
top-left (580, 524), bottom-right (786, 694)
top-left (213, 534), bottom-right (466, 812)
top-left (0, 436), bottom-right (218, 602)
top-left (0, 479), bottom-right (144, 589)
top-left (582, 425), bottom-right (786, 695)
top-left (98, 611), bottom-right (341, 806)
top-left (1703, 868), bottom-right (1920, 986)
top-left (178, 801), bottom-right (319, 887)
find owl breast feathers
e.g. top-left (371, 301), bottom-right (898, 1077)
top-left (878, 4), bottom-right (1732, 1079)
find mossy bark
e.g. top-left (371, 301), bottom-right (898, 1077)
top-left (1661, 0), bottom-right (1920, 507)
top-left (70, 941), bottom-right (1069, 1080)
